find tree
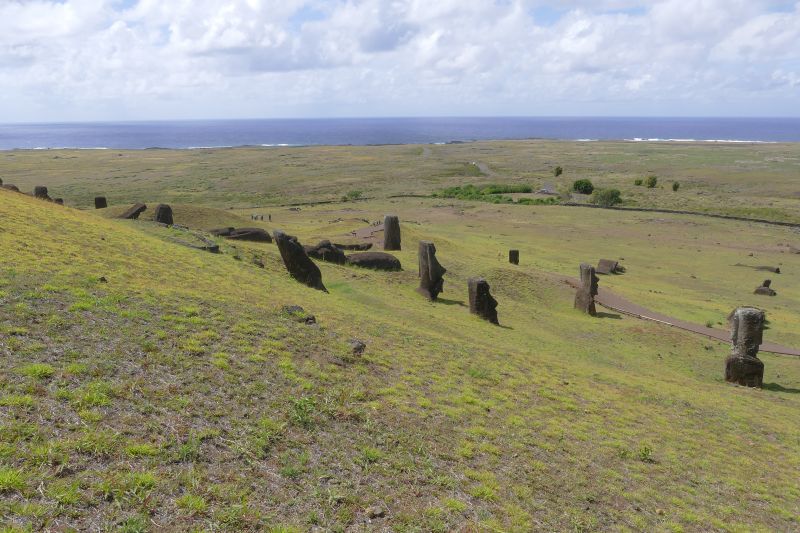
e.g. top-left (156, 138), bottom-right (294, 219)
top-left (554, 166), bottom-right (563, 177)
top-left (645, 175), bottom-right (658, 188)
top-left (672, 181), bottom-right (680, 192)
top-left (634, 179), bottom-right (643, 186)
top-left (572, 179), bottom-right (594, 195)
top-left (591, 188), bottom-right (622, 207)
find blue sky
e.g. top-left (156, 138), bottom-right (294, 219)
top-left (0, 0), bottom-right (799, 121)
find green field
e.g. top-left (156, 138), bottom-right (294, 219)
top-left (1, 142), bottom-right (799, 532)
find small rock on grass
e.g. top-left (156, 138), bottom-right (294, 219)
top-left (281, 305), bottom-right (316, 325)
top-left (349, 339), bottom-right (366, 355)
top-left (365, 506), bottom-right (385, 519)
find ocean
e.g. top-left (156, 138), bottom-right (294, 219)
top-left (1, 117), bottom-right (799, 150)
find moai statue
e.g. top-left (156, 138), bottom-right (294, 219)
top-left (725, 307), bottom-right (765, 388)
top-left (154, 204), bottom-right (174, 225)
top-left (274, 230), bottom-right (327, 292)
top-left (54, 198), bottom-right (64, 205)
top-left (468, 278), bottom-right (499, 324)
top-left (118, 203), bottom-right (147, 220)
top-left (33, 186), bottom-right (51, 200)
top-left (417, 241), bottom-right (446, 301)
top-left (574, 263), bottom-right (599, 316)
top-left (95, 196), bottom-right (108, 209)
top-left (754, 280), bottom-right (776, 296)
top-left (509, 250), bottom-right (519, 265)
top-left (383, 215), bottom-right (401, 251)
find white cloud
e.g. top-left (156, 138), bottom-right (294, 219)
top-left (0, 0), bottom-right (798, 120)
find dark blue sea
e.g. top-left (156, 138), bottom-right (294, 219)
top-left (1, 117), bottom-right (799, 150)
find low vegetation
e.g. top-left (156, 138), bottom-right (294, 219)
top-left (1, 141), bottom-right (799, 530)
top-left (572, 179), bottom-right (594, 195)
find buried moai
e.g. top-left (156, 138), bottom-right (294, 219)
top-left (274, 230), bottom-right (327, 292)
top-left (417, 241), bottom-right (446, 301)
top-left (509, 250), bottom-right (519, 265)
top-left (95, 196), bottom-right (108, 209)
top-left (33, 186), bottom-right (51, 200)
top-left (468, 278), bottom-right (499, 325)
top-left (754, 279), bottom-right (776, 296)
top-left (154, 204), bottom-right (174, 225)
top-left (383, 215), bottom-right (401, 251)
top-left (574, 263), bottom-right (599, 316)
top-left (725, 307), bottom-right (765, 388)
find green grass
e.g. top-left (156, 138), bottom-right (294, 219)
top-left (0, 146), bottom-right (799, 531)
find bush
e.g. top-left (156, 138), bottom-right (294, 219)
top-left (645, 176), bottom-right (658, 188)
top-left (672, 181), bottom-right (680, 192)
top-left (634, 179), bottom-right (643, 186)
top-left (341, 190), bottom-right (363, 202)
top-left (572, 179), bottom-right (594, 195)
top-left (553, 166), bottom-right (563, 177)
top-left (591, 188), bottom-right (622, 207)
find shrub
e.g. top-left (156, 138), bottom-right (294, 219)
top-left (672, 181), bottom-right (680, 192)
top-left (572, 179), bottom-right (595, 195)
top-left (341, 190), bottom-right (363, 202)
top-left (645, 175), bottom-right (658, 188)
top-left (553, 166), bottom-right (563, 177)
top-left (591, 188), bottom-right (622, 207)
top-left (634, 179), bottom-right (643, 186)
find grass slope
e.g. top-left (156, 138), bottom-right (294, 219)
top-left (1, 190), bottom-right (799, 532)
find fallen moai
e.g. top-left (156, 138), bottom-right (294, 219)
top-left (209, 227), bottom-right (273, 243)
top-left (95, 196), bottom-right (108, 209)
top-left (118, 203), bottom-right (147, 220)
top-left (509, 250), bottom-right (519, 265)
top-left (596, 259), bottom-right (623, 275)
top-left (417, 241), bottom-right (446, 301)
top-left (346, 252), bottom-right (402, 271)
top-left (274, 230), bottom-right (326, 291)
top-left (33, 186), bottom-right (51, 200)
top-left (54, 198), bottom-right (64, 205)
top-left (725, 307), bottom-right (765, 388)
top-left (1, 184), bottom-right (20, 192)
top-left (574, 263), bottom-right (599, 316)
top-left (468, 278), bottom-right (499, 324)
top-left (154, 204), bottom-right (174, 225)
top-left (303, 240), bottom-right (346, 265)
top-left (383, 215), bottom-right (401, 251)
top-left (733, 263), bottom-right (781, 274)
top-left (754, 280), bottom-right (776, 296)
top-left (334, 242), bottom-right (373, 251)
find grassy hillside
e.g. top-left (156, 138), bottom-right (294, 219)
top-left (1, 189), bottom-right (799, 532)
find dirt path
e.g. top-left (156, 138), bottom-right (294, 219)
top-left (563, 278), bottom-right (800, 357)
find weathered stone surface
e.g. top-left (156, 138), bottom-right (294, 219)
top-left (274, 230), bottom-right (326, 291)
top-left (33, 186), bottom-right (51, 200)
top-left (54, 198), bottom-right (64, 205)
top-left (417, 241), bottom-right (446, 301)
top-left (574, 263), bottom-right (599, 316)
top-left (596, 259), bottom-right (621, 275)
top-left (2, 184), bottom-right (20, 192)
top-left (334, 242), bottom-right (372, 251)
top-left (509, 250), bottom-right (519, 265)
top-left (468, 277), bottom-right (499, 325)
top-left (153, 204), bottom-right (174, 225)
top-left (383, 215), bottom-right (401, 251)
top-left (725, 307), bottom-right (765, 387)
top-left (754, 279), bottom-right (776, 296)
top-left (209, 227), bottom-right (273, 243)
top-left (346, 252), bottom-right (402, 271)
top-left (118, 203), bottom-right (147, 220)
top-left (303, 240), bottom-right (346, 265)
top-left (94, 196), bottom-right (108, 209)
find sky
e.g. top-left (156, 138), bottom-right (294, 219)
top-left (1, 0), bottom-right (799, 122)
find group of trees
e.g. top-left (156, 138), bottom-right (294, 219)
top-left (551, 166), bottom-right (680, 209)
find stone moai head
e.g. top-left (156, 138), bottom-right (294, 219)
top-left (762, 280), bottom-right (772, 288)
top-left (580, 263), bottom-right (599, 297)
top-left (731, 307), bottom-right (765, 359)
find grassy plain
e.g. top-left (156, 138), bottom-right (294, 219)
top-left (0, 141), bottom-right (799, 531)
